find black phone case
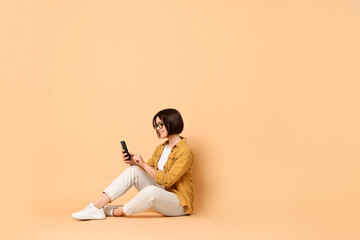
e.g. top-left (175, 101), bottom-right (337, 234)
top-left (120, 141), bottom-right (131, 161)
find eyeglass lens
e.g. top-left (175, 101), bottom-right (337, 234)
top-left (156, 123), bottom-right (164, 129)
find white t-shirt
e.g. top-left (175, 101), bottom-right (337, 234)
top-left (157, 144), bottom-right (172, 171)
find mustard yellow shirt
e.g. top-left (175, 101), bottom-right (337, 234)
top-left (143, 136), bottom-right (194, 215)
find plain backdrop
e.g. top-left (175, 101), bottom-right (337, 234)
top-left (1, 0), bottom-right (360, 239)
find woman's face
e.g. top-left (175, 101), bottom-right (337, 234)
top-left (155, 116), bottom-right (168, 138)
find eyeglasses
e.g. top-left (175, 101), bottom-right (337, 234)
top-left (155, 122), bottom-right (164, 129)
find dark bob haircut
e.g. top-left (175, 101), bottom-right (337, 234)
top-left (152, 108), bottom-right (184, 138)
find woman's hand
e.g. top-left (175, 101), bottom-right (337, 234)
top-left (130, 153), bottom-right (145, 167)
top-left (122, 150), bottom-right (145, 167)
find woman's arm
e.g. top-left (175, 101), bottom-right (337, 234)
top-left (153, 150), bottom-right (193, 188)
top-left (129, 150), bottom-right (193, 187)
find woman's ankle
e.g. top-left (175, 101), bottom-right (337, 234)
top-left (113, 207), bottom-right (125, 217)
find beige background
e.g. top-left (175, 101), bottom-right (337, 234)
top-left (1, 0), bottom-right (360, 239)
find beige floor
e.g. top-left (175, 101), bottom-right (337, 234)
top-left (4, 205), bottom-right (360, 240)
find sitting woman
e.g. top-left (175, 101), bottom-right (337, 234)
top-left (72, 108), bottom-right (194, 220)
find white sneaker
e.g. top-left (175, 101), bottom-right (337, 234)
top-left (103, 205), bottom-right (123, 216)
top-left (71, 203), bottom-right (106, 220)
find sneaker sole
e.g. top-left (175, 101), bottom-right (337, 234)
top-left (72, 214), bottom-right (106, 220)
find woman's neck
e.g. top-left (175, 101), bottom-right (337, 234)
top-left (167, 134), bottom-right (182, 148)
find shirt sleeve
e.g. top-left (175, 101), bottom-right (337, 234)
top-left (155, 150), bottom-right (193, 188)
top-left (147, 150), bottom-right (157, 168)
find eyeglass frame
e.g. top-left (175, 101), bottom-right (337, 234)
top-left (155, 122), bottom-right (164, 129)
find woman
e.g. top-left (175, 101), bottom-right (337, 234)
top-left (72, 108), bottom-right (194, 220)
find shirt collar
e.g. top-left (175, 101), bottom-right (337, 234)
top-left (162, 136), bottom-right (186, 148)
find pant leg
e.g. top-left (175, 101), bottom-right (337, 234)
top-left (103, 165), bottom-right (162, 202)
top-left (123, 185), bottom-right (187, 217)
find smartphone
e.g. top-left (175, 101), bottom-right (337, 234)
top-left (120, 141), bottom-right (131, 161)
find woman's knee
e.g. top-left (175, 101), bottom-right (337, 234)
top-left (139, 186), bottom-right (160, 198)
top-left (125, 165), bottom-right (144, 175)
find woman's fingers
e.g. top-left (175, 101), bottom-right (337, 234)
top-left (122, 150), bottom-right (131, 161)
top-left (121, 151), bottom-right (139, 165)
top-left (121, 150), bottom-right (132, 165)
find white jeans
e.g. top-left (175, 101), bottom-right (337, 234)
top-left (103, 165), bottom-right (187, 217)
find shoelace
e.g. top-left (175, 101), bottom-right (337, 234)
top-left (82, 204), bottom-right (94, 212)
